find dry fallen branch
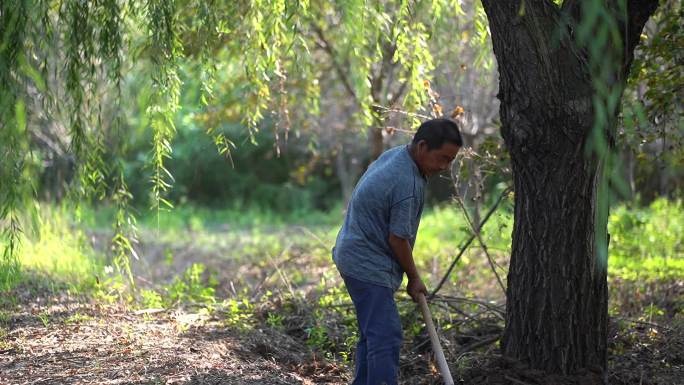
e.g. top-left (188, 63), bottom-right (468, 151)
top-left (453, 193), bottom-right (506, 296)
top-left (613, 316), bottom-right (673, 332)
top-left (458, 334), bottom-right (501, 354)
top-left (430, 188), bottom-right (511, 298)
top-left (132, 308), bottom-right (166, 315)
top-left (433, 295), bottom-right (505, 316)
top-left (504, 375), bottom-right (535, 385)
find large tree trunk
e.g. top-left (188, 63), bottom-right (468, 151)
top-left (480, 0), bottom-right (658, 375)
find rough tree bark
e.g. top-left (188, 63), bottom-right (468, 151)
top-left (480, 0), bottom-right (658, 375)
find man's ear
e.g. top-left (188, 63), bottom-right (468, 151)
top-left (416, 140), bottom-right (428, 154)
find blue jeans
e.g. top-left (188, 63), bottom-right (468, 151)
top-left (342, 275), bottom-right (402, 385)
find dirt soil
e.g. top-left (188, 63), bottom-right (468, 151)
top-left (2, 228), bottom-right (682, 385)
top-left (2, 282), bottom-right (682, 385)
top-left (0, 286), bottom-right (346, 385)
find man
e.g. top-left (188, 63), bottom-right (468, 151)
top-left (332, 118), bottom-right (462, 385)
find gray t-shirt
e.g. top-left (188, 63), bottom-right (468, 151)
top-left (332, 145), bottom-right (426, 290)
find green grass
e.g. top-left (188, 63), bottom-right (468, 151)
top-left (4, 197), bottom-right (681, 299)
top-left (608, 198), bottom-right (684, 280)
top-left (2, 197), bottom-right (680, 364)
top-left (80, 202), bottom-right (342, 233)
top-left (415, 202), bottom-right (513, 268)
top-left (8, 204), bottom-right (104, 294)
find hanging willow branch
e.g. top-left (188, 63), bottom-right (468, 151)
top-left (0, 0), bottom-right (530, 292)
top-left (571, 0), bottom-right (660, 266)
top-left (100, 0), bottom-right (139, 284)
top-left (394, 0), bottom-right (435, 127)
top-left (111, 165), bottom-right (139, 285)
top-left (241, 0), bottom-right (296, 144)
top-left (145, 0), bottom-right (183, 227)
top-left (289, 0), bottom-right (320, 119)
top-left (340, 0), bottom-right (374, 126)
top-left (0, 2), bottom-right (32, 289)
top-left (243, 0), bottom-right (271, 137)
top-left (61, 0), bottom-right (111, 203)
top-left (195, 0), bottom-right (235, 163)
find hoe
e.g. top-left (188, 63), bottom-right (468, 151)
top-left (418, 293), bottom-right (454, 385)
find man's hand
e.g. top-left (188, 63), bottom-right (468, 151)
top-left (406, 277), bottom-right (427, 302)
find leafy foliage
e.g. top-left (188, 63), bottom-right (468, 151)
top-left (569, 0), bottom-right (663, 265)
top-left (620, 0), bottom-right (683, 198)
top-left (0, 0), bottom-right (678, 292)
top-left (145, 0), bottom-right (183, 223)
top-left (0, 2), bottom-right (35, 290)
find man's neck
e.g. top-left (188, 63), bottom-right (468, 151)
top-left (407, 144), bottom-right (426, 178)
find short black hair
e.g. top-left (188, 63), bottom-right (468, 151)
top-left (412, 118), bottom-right (463, 150)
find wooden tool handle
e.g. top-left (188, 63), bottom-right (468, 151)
top-left (418, 293), bottom-right (454, 385)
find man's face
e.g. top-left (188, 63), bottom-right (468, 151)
top-left (415, 141), bottom-right (460, 177)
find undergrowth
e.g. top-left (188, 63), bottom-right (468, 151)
top-left (1, 197), bottom-right (681, 362)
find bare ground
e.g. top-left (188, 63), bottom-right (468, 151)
top-left (0, 285), bottom-right (346, 385)
top-left (2, 278), bottom-right (682, 385)
top-left (1, 227), bottom-right (682, 385)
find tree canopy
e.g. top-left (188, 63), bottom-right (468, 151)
top-left (1, 0), bottom-right (499, 285)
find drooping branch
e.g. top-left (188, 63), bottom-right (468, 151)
top-left (146, 0), bottom-right (183, 224)
top-left (0, 1), bottom-right (31, 289)
top-left (310, 23), bottom-right (361, 106)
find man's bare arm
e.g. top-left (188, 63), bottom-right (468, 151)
top-left (388, 233), bottom-right (427, 302)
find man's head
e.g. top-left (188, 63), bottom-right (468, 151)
top-left (410, 118), bottom-right (462, 177)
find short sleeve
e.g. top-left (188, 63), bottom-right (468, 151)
top-left (389, 196), bottom-right (415, 239)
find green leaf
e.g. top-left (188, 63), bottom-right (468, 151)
top-left (14, 99), bottom-right (26, 134)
